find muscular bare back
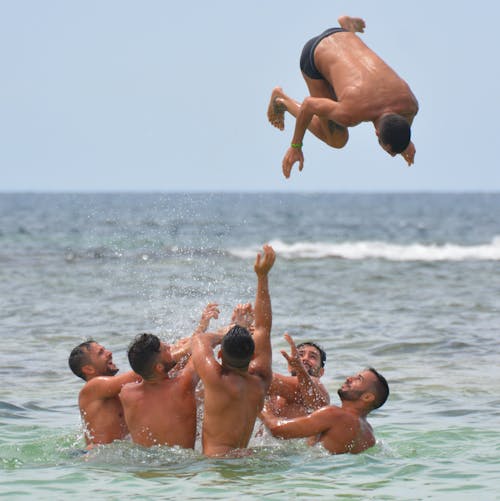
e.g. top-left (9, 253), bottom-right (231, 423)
top-left (192, 245), bottom-right (276, 457)
top-left (314, 31), bottom-right (418, 125)
top-left (201, 368), bottom-right (267, 457)
top-left (120, 369), bottom-right (198, 448)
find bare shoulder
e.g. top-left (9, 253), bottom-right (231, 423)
top-left (175, 365), bottom-right (199, 391)
top-left (78, 378), bottom-right (109, 406)
top-left (79, 376), bottom-right (107, 394)
top-left (225, 370), bottom-right (265, 402)
top-left (119, 380), bottom-right (138, 398)
top-left (248, 362), bottom-right (272, 389)
top-left (318, 405), bottom-right (342, 417)
top-left (315, 405), bottom-right (354, 424)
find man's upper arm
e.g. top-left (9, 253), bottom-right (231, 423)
top-left (177, 358), bottom-right (200, 389)
top-left (191, 333), bottom-right (222, 388)
top-left (305, 97), bottom-right (354, 127)
top-left (250, 326), bottom-right (272, 385)
top-left (269, 373), bottom-right (299, 400)
top-left (82, 371), bottom-right (139, 400)
top-left (272, 406), bottom-right (339, 439)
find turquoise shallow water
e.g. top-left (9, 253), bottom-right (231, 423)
top-left (2, 425), bottom-right (499, 499)
top-left (1, 193), bottom-right (500, 499)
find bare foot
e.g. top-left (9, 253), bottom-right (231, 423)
top-left (267, 87), bottom-right (286, 130)
top-left (338, 15), bottom-right (366, 33)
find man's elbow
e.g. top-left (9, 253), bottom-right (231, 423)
top-left (267, 422), bottom-right (283, 437)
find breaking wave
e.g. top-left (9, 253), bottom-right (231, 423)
top-left (229, 237), bottom-right (500, 261)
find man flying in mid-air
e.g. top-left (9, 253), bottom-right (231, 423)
top-left (268, 15), bottom-right (419, 178)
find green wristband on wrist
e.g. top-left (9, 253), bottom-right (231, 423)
top-left (291, 142), bottom-right (303, 149)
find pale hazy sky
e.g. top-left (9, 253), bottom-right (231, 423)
top-left (1, 0), bottom-right (499, 192)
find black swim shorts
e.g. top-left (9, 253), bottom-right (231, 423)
top-left (300, 27), bottom-right (347, 80)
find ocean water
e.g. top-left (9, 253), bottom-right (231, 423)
top-left (1, 192), bottom-right (499, 500)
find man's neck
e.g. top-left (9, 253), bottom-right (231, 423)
top-left (142, 371), bottom-right (173, 385)
top-left (341, 401), bottom-right (368, 418)
top-left (221, 361), bottom-right (249, 376)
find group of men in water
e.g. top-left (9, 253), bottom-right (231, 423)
top-left (68, 13), bottom-right (417, 456)
top-left (69, 245), bottom-right (389, 457)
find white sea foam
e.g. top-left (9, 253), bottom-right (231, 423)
top-left (229, 237), bottom-right (500, 261)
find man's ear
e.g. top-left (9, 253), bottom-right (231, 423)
top-left (318, 367), bottom-right (325, 377)
top-left (81, 364), bottom-right (95, 379)
top-left (362, 392), bottom-right (375, 404)
top-left (217, 349), bottom-right (222, 360)
top-left (149, 360), bottom-right (164, 377)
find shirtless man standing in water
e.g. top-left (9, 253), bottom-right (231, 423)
top-left (265, 333), bottom-right (329, 419)
top-left (68, 341), bottom-right (140, 448)
top-left (261, 368), bottom-right (389, 454)
top-left (119, 303), bottom-right (220, 448)
top-left (268, 15), bottom-right (419, 178)
top-left (192, 245), bottom-right (276, 457)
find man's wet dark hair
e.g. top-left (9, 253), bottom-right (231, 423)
top-left (296, 342), bottom-right (326, 368)
top-left (378, 114), bottom-right (411, 154)
top-left (128, 333), bottom-right (161, 379)
top-left (221, 325), bottom-right (255, 369)
top-left (367, 367), bottom-right (389, 410)
top-left (68, 340), bottom-right (95, 381)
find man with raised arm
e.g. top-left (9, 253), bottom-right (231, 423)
top-left (224, 306), bottom-right (329, 419)
top-left (268, 15), bottom-right (419, 178)
top-left (265, 333), bottom-right (330, 419)
top-left (260, 368), bottom-right (389, 454)
top-left (192, 245), bottom-right (276, 457)
top-left (119, 303), bottom-right (220, 448)
top-left (68, 341), bottom-right (141, 449)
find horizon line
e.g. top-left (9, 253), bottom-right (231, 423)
top-left (1, 189), bottom-right (500, 195)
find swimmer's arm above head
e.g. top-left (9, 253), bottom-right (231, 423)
top-left (169, 303), bottom-right (220, 364)
top-left (291, 367), bottom-right (330, 410)
top-left (191, 330), bottom-right (224, 386)
top-left (195, 302), bottom-right (220, 335)
top-left (230, 303), bottom-right (255, 331)
top-left (293, 370), bottom-right (330, 409)
top-left (210, 303), bottom-right (255, 337)
top-left (169, 303), bottom-right (221, 375)
top-left (249, 246), bottom-right (275, 384)
top-left (268, 334), bottom-right (323, 401)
